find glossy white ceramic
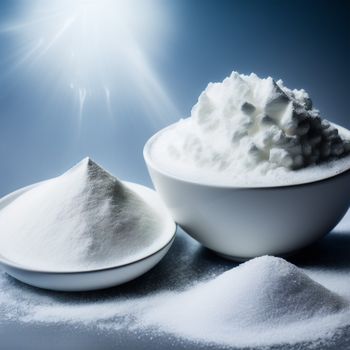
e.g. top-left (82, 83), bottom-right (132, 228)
top-left (144, 124), bottom-right (350, 260)
top-left (0, 181), bottom-right (176, 291)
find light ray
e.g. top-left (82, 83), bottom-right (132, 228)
top-left (78, 88), bottom-right (87, 123)
top-left (0, 0), bottom-right (178, 123)
top-left (36, 16), bottom-right (76, 59)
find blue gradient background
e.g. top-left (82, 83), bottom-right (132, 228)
top-left (0, 0), bottom-right (349, 197)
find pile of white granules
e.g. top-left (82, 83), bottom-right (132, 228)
top-left (1, 251), bottom-right (350, 348)
top-left (150, 72), bottom-right (350, 186)
top-left (139, 256), bottom-right (349, 347)
top-left (0, 157), bottom-right (166, 271)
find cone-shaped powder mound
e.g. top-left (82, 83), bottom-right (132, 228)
top-left (140, 256), bottom-right (348, 346)
top-left (0, 158), bottom-right (162, 271)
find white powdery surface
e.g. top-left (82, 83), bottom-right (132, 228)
top-left (0, 158), bottom-right (162, 271)
top-left (138, 256), bottom-right (350, 347)
top-left (150, 71), bottom-right (350, 186)
top-left (1, 255), bottom-right (350, 348)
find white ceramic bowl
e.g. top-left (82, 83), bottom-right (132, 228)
top-left (0, 181), bottom-right (176, 291)
top-left (144, 124), bottom-right (350, 260)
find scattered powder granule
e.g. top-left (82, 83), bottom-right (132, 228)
top-left (1, 255), bottom-right (349, 348)
top-left (137, 256), bottom-right (350, 347)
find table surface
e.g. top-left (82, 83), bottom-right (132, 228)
top-left (1, 212), bottom-right (350, 350)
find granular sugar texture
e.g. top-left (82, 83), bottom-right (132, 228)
top-left (1, 255), bottom-right (349, 348)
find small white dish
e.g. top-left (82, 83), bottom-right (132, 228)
top-left (0, 181), bottom-right (176, 292)
top-left (144, 123), bottom-right (350, 260)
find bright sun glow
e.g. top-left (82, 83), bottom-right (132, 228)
top-left (1, 0), bottom-right (178, 122)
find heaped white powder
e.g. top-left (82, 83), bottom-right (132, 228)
top-left (139, 256), bottom-right (349, 347)
top-left (1, 254), bottom-right (349, 348)
top-left (0, 157), bottom-right (165, 271)
top-left (150, 72), bottom-right (350, 186)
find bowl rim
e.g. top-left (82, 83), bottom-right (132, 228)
top-left (144, 121), bottom-right (350, 189)
top-left (0, 181), bottom-right (177, 275)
